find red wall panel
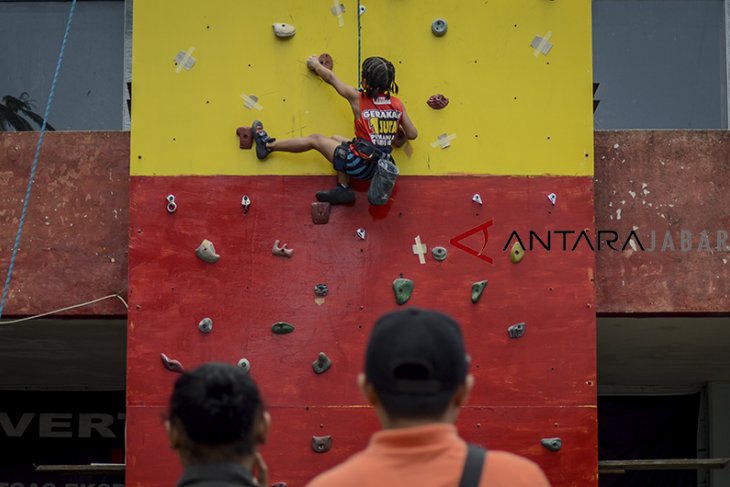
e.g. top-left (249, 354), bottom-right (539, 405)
top-left (128, 175), bottom-right (596, 486)
top-left (0, 132), bottom-right (129, 316)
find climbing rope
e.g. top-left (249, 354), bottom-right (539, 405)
top-left (0, 0), bottom-right (78, 319)
top-left (357, 0), bottom-right (362, 89)
top-left (0, 293), bottom-right (128, 325)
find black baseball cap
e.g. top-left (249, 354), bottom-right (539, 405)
top-left (365, 308), bottom-right (469, 396)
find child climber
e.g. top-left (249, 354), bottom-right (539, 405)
top-left (253, 55), bottom-right (418, 205)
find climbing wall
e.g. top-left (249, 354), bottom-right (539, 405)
top-left (128, 1), bottom-right (596, 486)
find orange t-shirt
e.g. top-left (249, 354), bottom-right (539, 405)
top-left (354, 92), bottom-right (404, 149)
top-left (306, 423), bottom-right (550, 487)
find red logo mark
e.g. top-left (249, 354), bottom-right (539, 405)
top-left (450, 220), bottom-right (494, 264)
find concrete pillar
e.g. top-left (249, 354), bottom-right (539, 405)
top-left (708, 382), bottom-right (730, 486)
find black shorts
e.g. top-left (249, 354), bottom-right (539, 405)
top-left (332, 141), bottom-right (378, 180)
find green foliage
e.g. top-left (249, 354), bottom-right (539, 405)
top-left (0, 92), bottom-right (55, 131)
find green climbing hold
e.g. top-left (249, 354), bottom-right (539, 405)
top-left (471, 280), bottom-right (488, 303)
top-left (271, 322), bottom-right (295, 334)
top-left (392, 277), bottom-right (414, 305)
top-left (510, 241), bottom-right (525, 263)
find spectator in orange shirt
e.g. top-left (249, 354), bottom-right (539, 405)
top-left (306, 308), bottom-right (551, 487)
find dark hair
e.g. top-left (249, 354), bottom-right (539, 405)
top-left (169, 362), bottom-right (262, 462)
top-left (361, 56), bottom-right (398, 97)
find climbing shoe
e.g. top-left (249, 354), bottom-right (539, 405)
top-left (316, 185), bottom-right (356, 205)
top-left (252, 120), bottom-right (275, 160)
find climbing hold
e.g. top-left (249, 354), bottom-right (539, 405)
top-left (314, 284), bottom-right (329, 297)
top-left (471, 280), bottom-right (488, 303)
top-left (237, 358), bottom-right (251, 373)
top-left (272, 240), bottom-right (294, 258)
top-left (272, 23), bottom-right (296, 38)
top-left (196, 239), bottom-right (220, 264)
top-left (198, 317), bottom-right (213, 334)
top-left (432, 246), bottom-right (447, 261)
top-left (508, 322), bottom-right (526, 338)
top-left (160, 353), bottom-right (184, 373)
top-left (393, 277), bottom-right (414, 305)
top-left (318, 53), bottom-right (334, 71)
top-left (509, 241), bottom-right (525, 263)
top-left (272, 322), bottom-right (295, 334)
top-left (242, 195), bottom-right (251, 214)
top-left (311, 202), bottom-right (331, 224)
top-left (431, 18), bottom-right (448, 36)
top-left (472, 193), bottom-right (483, 205)
top-left (311, 435), bottom-right (332, 453)
top-left (427, 94), bottom-right (449, 109)
top-left (547, 193), bottom-right (557, 205)
top-left (312, 352), bottom-right (332, 374)
top-left (166, 194), bottom-right (177, 213)
top-left (358, 4), bottom-right (366, 15)
top-left (356, 228), bottom-right (366, 240)
top-left (236, 126), bottom-right (253, 149)
top-left (540, 437), bottom-right (562, 452)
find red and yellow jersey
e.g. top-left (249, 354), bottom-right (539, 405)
top-left (354, 92), bottom-right (404, 149)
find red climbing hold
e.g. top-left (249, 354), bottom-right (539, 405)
top-left (236, 126), bottom-right (253, 149)
top-left (427, 94), bottom-right (449, 109)
top-left (318, 53), bottom-right (334, 71)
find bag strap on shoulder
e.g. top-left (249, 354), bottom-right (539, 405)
top-left (458, 443), bottom-right (487, 487)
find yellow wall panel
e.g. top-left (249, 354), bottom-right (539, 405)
top-left (131, 0), bottom-right (593, 176)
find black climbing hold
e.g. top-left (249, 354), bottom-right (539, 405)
top-left (198, 317), bottom-right (213, 334)
top-left (312, 352), bottom-right (332, 374)
top-left (471, 280), bottom-right (488, 303)
top-left (393, 277), bottom-right (414, 305)
top-left (272, 322), bottom-right (295, 334)
top-left (540, 437), bottom-right (562, 452)
top-left (508, 322), bottom-right (526, 338)
top-left (311, 435), bottom-right (332, 453)
top-left (314, 283), bottom-right (329, 297)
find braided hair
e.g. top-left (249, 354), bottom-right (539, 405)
top-left (361, 56), bottom-right (399, 98)
top-left (169, 362), bottom-right (263, 461)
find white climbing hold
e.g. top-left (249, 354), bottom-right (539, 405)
top-left (272, 23), bottom-right (296, 38)
top-left (272, 239), bottom-right (294, 258)
top-left (195, 239), bottom-right (220, 263)
top-left (241, 195), bottom-right (251, 213)
top-left (166, 194), bottom-right (177, 213)
top-left (547, 193), bottom-right (557, 205)
top-left (356, 228), bottom-right (366, 240)
top-left (472, 194), bottom-right (483, 205)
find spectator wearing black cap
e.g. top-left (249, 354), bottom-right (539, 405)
top-left (166, 362), bottom-right (270, 487)
top-left (306, 308), bottom-right (550, 487)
